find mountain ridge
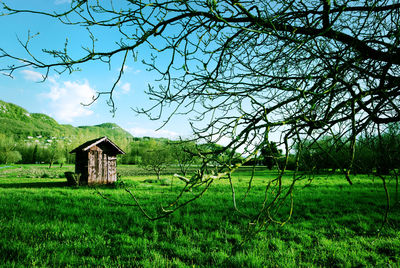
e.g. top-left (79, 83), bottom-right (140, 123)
top-left (0, 100), bottom-right (133, 143)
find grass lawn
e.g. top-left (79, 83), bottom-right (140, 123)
top-left (0, 165), bottom-right (399, 267)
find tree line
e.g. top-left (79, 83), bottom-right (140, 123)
top-left (257, 123), bottom-right (400, 175)
top-left (2, 123), bottom-right (399, 176)
top-left (294, 123), bottom-right (400, 175)
top-left (0, 134), bottom-right (236, 177)
top-left (0, 133), bottom-right (130, 167)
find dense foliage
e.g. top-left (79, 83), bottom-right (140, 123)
top-left (294, 123), bottom-right (400, 175)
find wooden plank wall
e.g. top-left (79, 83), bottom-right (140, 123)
top-left (85, 145), bottom-right (118, 185)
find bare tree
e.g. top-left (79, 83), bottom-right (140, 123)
top-left (169, 140), bottom-right (197, 176)
top-left (140, 140), bottom-right (173, 180)
top-left (1, 0), bottom-right (399, 226)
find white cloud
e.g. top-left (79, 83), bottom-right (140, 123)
top-left (43, 79), bottom-right (96, 122)
top-left (121, 65), bottom-right (132, 72)
top-left (120, 82), bottom-right (131, 93)
top-left (21, 70), bottom-right (43, 82)
top-left (128, 127), bottom-right (179, 139)
top-left (120, 64), bottom-right (141, 75)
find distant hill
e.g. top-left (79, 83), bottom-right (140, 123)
top-left (0, 100), bottom-right (133, 144)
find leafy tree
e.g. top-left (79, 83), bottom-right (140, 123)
top-left (0, 134), bottom-right (21, 164)
top-left (57, 156), bottom-right (67, 168)
top-left (260, 142), bottom-right (281, 170)
top-left (1, 0), bottom-right (399, 223)
top-left (46, 141), bottom-right (62, 169)
top-left (353, 123), bottom-right (400, 175)
top-left (15, 143), bottom-right (34, 164)
top-left (2, 151), bottom-right (22, 164)
top-left (32, 144), bottom-right (38, 164)
top-left (295, 136), bottom-right (350, 173)
top-left (121, 138), bottom-right (156, 165)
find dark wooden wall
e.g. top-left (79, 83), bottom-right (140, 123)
top-left (75, 151), bottom-right (89, 185)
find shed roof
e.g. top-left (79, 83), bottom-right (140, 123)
top-left (70, 136), bottom-right (125, 155)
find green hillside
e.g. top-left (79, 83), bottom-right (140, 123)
top-left (0, 100), bottom-right (133, 143)
top-left (0, 100), bottom-right (182, 165)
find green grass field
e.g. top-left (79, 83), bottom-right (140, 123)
top-left (0, 165), bottom-right (399, 267)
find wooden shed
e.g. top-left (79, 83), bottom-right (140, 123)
top-left (70, 136), bottom-right (125, 185)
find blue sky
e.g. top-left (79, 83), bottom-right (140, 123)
top-left (0, 0), bottom-right (191, 139)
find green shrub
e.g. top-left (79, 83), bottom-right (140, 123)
top-left (65, 172), bottom-right (81, 186)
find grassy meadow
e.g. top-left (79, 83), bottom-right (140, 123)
top-left (0, 164), bottom-right (399, 267)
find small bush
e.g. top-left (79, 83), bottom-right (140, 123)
top-left (160, 178), bottom-right (171, 186)
top-left (143, 179), bottom-right (158, 183)
top-left (142, 178), bottom-right (171, 186)
top-left (65, 172), bottom-right (81, 186)
top-left (113, 177), bottom-right (125, 188)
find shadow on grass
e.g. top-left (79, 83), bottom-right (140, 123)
top-left (0, 181), bottom-right (69, 188)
